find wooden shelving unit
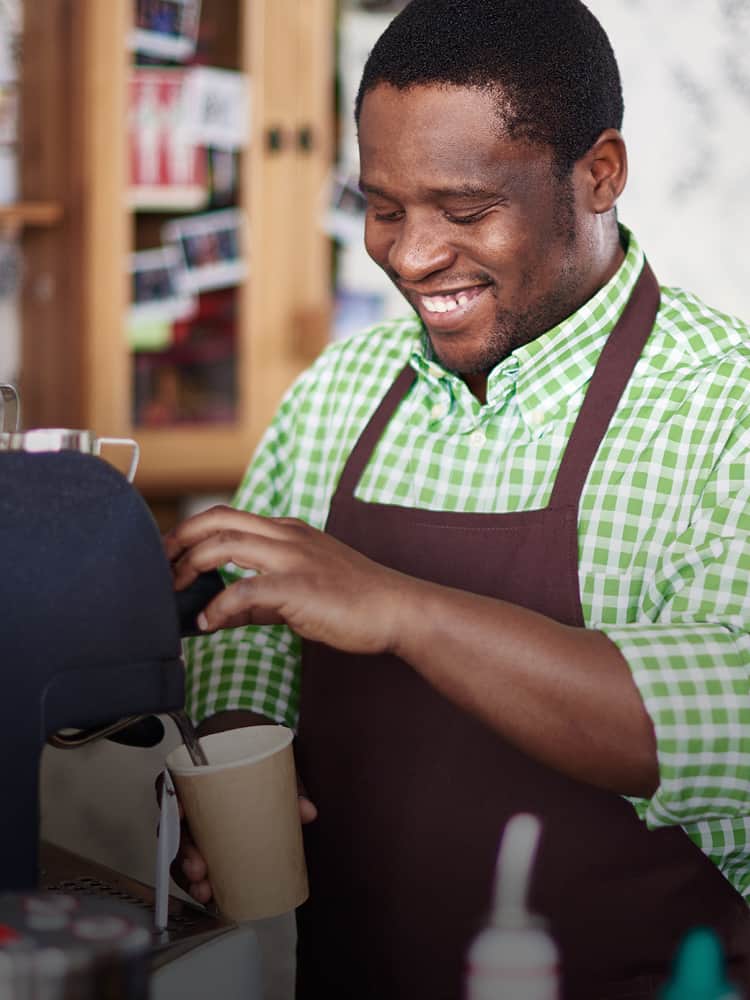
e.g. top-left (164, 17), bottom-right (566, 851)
top-left (19, 0), bottom-right (334, 497)
top-left (0, 202), bottom-right (63, 229)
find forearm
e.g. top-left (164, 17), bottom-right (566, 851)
top-left (390, 575), bottom-right (659, 798)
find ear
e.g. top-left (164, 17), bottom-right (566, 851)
top-left (578, 128), bottom-right (628, 214)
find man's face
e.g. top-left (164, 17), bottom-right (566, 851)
top-left (358, 84), bottom-right (594, 382)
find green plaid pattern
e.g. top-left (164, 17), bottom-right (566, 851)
top-left (184, 228), bottom-right (750, 897)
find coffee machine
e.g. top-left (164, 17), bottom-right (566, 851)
top-left (0, 443), bottom-right (264, 997)
top-left (0, 449), bottom-right (186, 890)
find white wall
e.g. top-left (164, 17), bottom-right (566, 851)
top-left (586, 0), bottom-right (750, 322)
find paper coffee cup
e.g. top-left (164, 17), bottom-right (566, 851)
top-left (166, 725), bottom-right (308, 922)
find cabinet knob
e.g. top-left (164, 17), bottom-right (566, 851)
top-left (266, 126), bottom-right (286, 153)
top-left (297, 126), bottom-right (314, 153)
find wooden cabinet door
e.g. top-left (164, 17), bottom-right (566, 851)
top-left (20, 0), bottom-right (334, 495)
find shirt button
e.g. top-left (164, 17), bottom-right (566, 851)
top-left (431, 401), bottom-right (449, 420)
top-left (469, 429), bottom-right (486, 447)
top-left (528, 410), bottom-right (544, 428)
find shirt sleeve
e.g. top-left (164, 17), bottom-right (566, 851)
top-left (602, 413), bottom-right (750, 832)
top-left (182, 380), bottom-right (306, 730)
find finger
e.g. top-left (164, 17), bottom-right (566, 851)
top-left (196, 574), bottom-right (289, 632)
top-left (169, 856), bottom-right (213, 905)
top-left (180, 840), bottom-right (213, 905)
top-left (299, 795), bottom-right (318, 824)
top-left (188, 879), bottom-right (214, 905)
top-left (171, 528), bottom-right (296, 592)
top-left (165, 507), bottom-right (299, 564)
top-left (296, 773), bottom-right (318, 824)
top-left (163, 505), bottom-right (241, 562)
top-left (180, 841), bottom-right (208, 883)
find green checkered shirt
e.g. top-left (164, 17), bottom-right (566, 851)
top-left (184, 227), bottom-right (750, 898)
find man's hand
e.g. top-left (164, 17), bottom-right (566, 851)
top-left (164, 505), bottom-right (411, 655)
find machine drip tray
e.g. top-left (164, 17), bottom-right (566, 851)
top-left (39, 839), bottom-right (229, 966)
top-left (39, 840), bottom-right (264, 997)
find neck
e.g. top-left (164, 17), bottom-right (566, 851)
top-left (464, 372), bottom-right (488, 403)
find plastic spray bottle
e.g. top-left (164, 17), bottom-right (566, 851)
top-left (660, 927), bottom-right (742, 1000)
top-left (464, 812), bottom-right (559, 1000)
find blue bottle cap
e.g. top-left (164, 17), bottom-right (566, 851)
top-left (660, 928), bottom-right (739, 1000)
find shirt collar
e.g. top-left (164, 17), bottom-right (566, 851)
top-left (409, 225), bottom-right (646, 431)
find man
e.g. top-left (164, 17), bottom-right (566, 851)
top-left (165, 1), bottom-right (750, 996)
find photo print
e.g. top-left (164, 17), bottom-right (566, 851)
top-left (162, 207), bottom-right (247, 294)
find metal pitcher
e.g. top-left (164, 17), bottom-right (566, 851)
top-left (0, 383), bottom-right (19, 432)
top-left (0, 427), bottom-right (140, 482)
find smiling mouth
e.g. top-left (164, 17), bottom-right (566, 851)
top-left (410, 284), bottom-right (491, 328)
top-left (421, 286), bottom-right (483, 312)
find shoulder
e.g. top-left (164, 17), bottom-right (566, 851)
top-left (638, 286), bottom-right (750, 446)
top-left (654, 285), bottom-right (750, 370)
top-left (286, 314), bottom-right (422, 411)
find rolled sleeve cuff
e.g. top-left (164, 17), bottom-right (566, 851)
top-left (182, 625), bottom-right (301, 731)
top-left (602, 623), bottom-right (750, 828)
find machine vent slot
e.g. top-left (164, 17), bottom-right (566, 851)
top-left (44, 877), bottom-right (200, 929)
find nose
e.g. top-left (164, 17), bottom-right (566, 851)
top-left (385, 216), bottom-right (455, 281)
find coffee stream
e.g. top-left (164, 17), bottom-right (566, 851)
top-left (170, 709), bottom-right (210, 766)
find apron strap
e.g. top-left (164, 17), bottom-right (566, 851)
top-left (548, 261), bottom-right (660, 509)
top-left (335, 361), bottom-right (416, 499)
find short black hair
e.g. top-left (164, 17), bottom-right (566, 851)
top-left (355, 0), bottom-right (624, 176)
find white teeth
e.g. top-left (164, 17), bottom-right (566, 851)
top-left (422, 291), bottom-right (475, 314)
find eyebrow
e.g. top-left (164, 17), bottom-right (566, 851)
top-left (358, 181), bottom-right (500, 199)
top-left (358, 181), bottom-right (388, 196)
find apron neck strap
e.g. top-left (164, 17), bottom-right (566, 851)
top-left (548, 261), bottom-right (660, 508)
top-left (336, 361), bottom-right (416, 499)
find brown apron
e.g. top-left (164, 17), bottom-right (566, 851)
top-left (295, 263), bottom-right (750, 999)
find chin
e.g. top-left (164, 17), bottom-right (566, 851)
top-left (430, 339), bottom-right (508, 377)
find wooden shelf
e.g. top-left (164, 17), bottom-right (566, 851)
top-left (0, 201), bottom-right (64, 229)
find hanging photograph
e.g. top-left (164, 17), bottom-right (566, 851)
top-left (321, 169), bottom-right (368, 245)
top-left (129, 0), bottom-right (203, 63)
top-left (181, 67), bottom-right (250, 151)
top-left (162, 208), bottom-right (247, 294)
top-left (129, 245), bottom-right (196, 331)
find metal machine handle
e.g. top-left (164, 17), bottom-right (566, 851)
top-left (48, 711), bottom-right (207, 765)
top-left (47, 715), bottom-right (151, 749)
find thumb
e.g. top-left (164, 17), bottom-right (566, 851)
top-left (296, 773), bottom-right (318, 824)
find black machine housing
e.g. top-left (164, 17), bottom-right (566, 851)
top-left (0, 451), bottom-right (185, 890)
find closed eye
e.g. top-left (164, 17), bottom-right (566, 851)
top-left (444, 209), bottom-right (491, 225)
top-left (373, 209), bottom-right (404, 222)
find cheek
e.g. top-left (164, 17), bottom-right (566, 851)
top-left (469, 219), bottom-right (532, 274)
top-left (363, 221), bottom-right (389, 267)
